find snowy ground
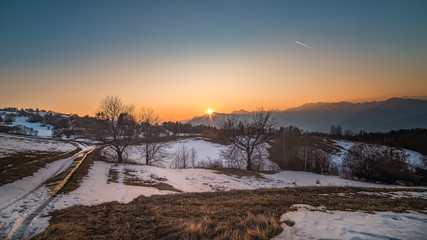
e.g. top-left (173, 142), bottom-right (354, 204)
top-left (1, 136), bottom-right (426, 239)
top-left (0, 144), bottom-right (93, 239)
top-left (330, 140), bottom-right (354, 173)
top-left (0, 112), bottom-right (53, 138)
top-left (103, 137), bottom-right (280, 171)
top-left (20, 160), bottom-right (423, 239)
top-left (274, 204), bottom-right (427, 240)
top-left (53, 161), bottom-right (404, 207)
top-left (0, 133), bottom-right (76, 158)
top-left (406, 149), bottom-right (427, 170)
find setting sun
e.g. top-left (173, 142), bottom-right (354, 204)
top-left (206, 109), bottom-right (213, 115)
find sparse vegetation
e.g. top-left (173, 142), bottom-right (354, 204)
top-left (342, 144), bottom-right (424, 185)
top-left (107, 168), bottom-right (119, 183)
top-left (171, 146), bottom-right (197, 169)
top-left (123, 177), bottom-right (181, 192)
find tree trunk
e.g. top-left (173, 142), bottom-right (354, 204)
top-left (117, 149), bottom-right (123, 163)
top-left (283, 135), bottom-right (287, 168)
top-left (304, 144), bottom-right (307, 172)
top-left (145, 144), bottom-right (149, 165)
top-left (246, 151), bottom-right (252, 171)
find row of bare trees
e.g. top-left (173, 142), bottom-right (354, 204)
top-left (96, 96), bottom-right (277, 171)
top-left (342, 144), bottom-right (425, 184)
top-left (269, 127), bottom-right (337, 175)
top-left (96, 96), bottom-right (166, 164)
top-left (81, 96), bottom-right (427, 185)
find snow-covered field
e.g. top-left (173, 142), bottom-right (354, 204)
top-left (274, 204), bottom-right (427, 240)
top-left (1, 136), bottom-right (426, 239)
top-left (0, 112), bottom-right (53, 138)
top-left (53, 161), bottom-right (403, 207)
top-left (19, 159), bottom-right (423, 239)
top-left (103, 137), bottom-right (280, 171)
top-left (0, 133), bottom-right (76, 158)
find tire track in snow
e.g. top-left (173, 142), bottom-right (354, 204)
top-left (0, 149), bottom-right (84, 213)
top-left (4, 148), bottom-right (95, 240)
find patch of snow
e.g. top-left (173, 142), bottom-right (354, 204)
top-left (405, 149), bottom-right (426, 170)
top-left (274, 204), bottom-right (427, 240)
top-left (330, 140), bottom-right (354, 168)
top-left (0, 114), bottom-right (53, 137)
top-left (0, 133), bottom-right (76, 158)
top-left (52, 161), bottom-right (172, 209)
top-left (261, 170), bottom-right (397, 188)
top-left (0, 186), bottom-right (51, 239)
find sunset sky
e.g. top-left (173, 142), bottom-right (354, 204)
top-left (1, 0), bottom-right (426, 120)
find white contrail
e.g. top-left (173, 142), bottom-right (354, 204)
top-left (295, 41), bottom-right (313, 50)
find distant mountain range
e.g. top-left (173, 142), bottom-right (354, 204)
top-left (187, 98), bottom-right (427, 132)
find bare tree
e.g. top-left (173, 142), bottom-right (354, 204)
top-left (138, 107), bottom-right (166, 165)
top-left (269, 126), bottom-right (303, 170)
top-left (330, 124), bottom-right (343, 137)
top-left (171, 146), bottom-right (197, 169)
top-left (220, 109), bottom-right (275, 170)
top-left (53, 116), bottom-right (78, 139)
top-left (342, 144), bottom-right (415, 183)
top-left (96, 96), bottom-right (138, 163)
top-left (221, 145), bottom-right (246, 169)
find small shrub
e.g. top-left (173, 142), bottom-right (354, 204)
top-left (342, 144), bottom-right (420, 184)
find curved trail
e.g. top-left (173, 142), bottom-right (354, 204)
top-left (0, 150), bottom-right (84, 213)
top-left (4, 148), bottom-right (95, 240)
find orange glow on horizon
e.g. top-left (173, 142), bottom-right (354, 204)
top-left (1, 43), bottom-right (426, 121)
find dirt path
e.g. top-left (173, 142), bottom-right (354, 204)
top-left (1, 148), bottom-right (95, 240)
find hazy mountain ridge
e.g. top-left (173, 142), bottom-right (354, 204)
top-left (187, 98), bottom-right (427, 132)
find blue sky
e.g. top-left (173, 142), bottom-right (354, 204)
top-left (2, 0), bottom-right (425, 67)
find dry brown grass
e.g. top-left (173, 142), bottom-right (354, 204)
top-left (107, 168), bottom-right (119, 184)
top-left (0, 148), bottom-right (80, 186)
top-left (121, 168), bottom-right (181, 192)
top-left (150, 174), bottom-right (167, 182)
top-left (34, 187), bottom-right (427, 240)
top-left (213, 168), bottom-right (267, 179)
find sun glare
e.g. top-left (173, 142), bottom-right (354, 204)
top-left (206, 109), bottom-right (213, 115)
